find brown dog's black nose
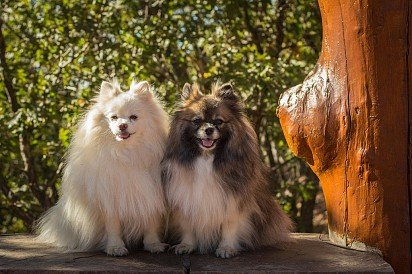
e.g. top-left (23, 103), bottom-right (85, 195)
top-left (205, 127), bottom-right (214, 136)
top-left (119, 123), bottom-right (128, 131)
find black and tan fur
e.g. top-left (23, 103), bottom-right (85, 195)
top-left (162, 82), bottom-right (293, 258)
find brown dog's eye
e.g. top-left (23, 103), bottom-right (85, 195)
top-left (130, 115), bottom-right (138, 121)
top-left (213, 119), bottom-right (223, 126)
top-left (192, 118), bottom-right (202, 126)
top-left (111, 115), bottom-right (118, 120)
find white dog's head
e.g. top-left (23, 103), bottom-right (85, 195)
top-left (97, 80), bottom-right (159, 143)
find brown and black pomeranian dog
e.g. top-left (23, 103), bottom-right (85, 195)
top-left (161, 82), bottom-right (293, 258)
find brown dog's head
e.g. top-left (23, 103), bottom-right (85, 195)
top-left (182, 82), bottom-right (241, 151)
top-left (166, 81), bottom-right (258, 164)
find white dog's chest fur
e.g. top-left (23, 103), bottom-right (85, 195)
top-left (72, 145), bottom-right (164, 225)
top-left (168, 155), bottom-right (229, 236)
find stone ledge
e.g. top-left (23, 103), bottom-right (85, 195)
top-left (0, 233), bottom-right (393, 273)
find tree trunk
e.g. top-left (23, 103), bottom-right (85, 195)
top-left (277, 1), bottom-right (411, 273)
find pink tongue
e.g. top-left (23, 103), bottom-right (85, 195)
top-left (201, 139), bottom-right (214, 147)
top-left (118, 132), bottom-right (130, 139)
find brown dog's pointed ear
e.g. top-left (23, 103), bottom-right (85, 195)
top-left (181, 83), bottom-right (202, 100)
top-left (215, 82), bottom-right (238, 101)
top-left (182, 83), bottom-right (192, 100)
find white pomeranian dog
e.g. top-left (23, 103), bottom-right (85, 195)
top-left (35, 79), bottom-right (169, 256)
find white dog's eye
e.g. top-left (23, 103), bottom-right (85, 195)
top-left (111, 115), bottom-right (118, 120)
top-left (130, 115), bottom-right (138, 121)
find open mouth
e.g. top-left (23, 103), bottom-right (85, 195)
top-left (116, 132), bottom-right (135, 140)
top-left (199, 138), bottom-right (216, 149)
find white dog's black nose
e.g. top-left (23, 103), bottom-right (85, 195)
top-left (119, 123), bottom-right (128, 131)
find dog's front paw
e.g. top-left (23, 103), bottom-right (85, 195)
top-left (105, 245), bottom-right (129, 256)
top-left (144, 242), bottom-right (169, 253)
top-left (215, 246), bottom-right (239, 258)
top-left (171, 243), bottom-right (195, 255)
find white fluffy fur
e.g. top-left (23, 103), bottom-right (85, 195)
top-left (36, 80), bottom-right (169, 256)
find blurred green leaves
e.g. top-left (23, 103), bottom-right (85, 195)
top-left (0, 0), bottom-right (322, 233)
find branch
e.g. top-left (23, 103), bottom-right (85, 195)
top-left (0, 18), bottom-right (19, 112)
top-left (0, 14), bottom-right (39, 47)
top-left (240, 1), bottom-right (263, 54)
top-left (44, 162), bottom-right (64, 205)
top-left (271, 157), bottom-right (296, 172)
top-left (264, 130), bottom-right (276, 168)
top-left (0, 173), bottom-right (35, 226)
top-left (19, 133), bottom-right (44, 205)
top-left (272, 0), bottom-right (288, 57)
top-left (0, 18), bottom-right (46, 207)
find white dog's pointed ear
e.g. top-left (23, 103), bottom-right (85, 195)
top-left (182, 83), bottom-right (202, 100)
top-left (130, 80), bottom-right (151, 96)
top-left (99, 80), bottom-right (121, 101)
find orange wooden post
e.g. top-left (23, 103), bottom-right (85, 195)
top-left (278, 1), bottom-right (411, 273)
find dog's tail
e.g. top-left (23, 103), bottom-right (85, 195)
top-left (34, 197), bottom-right (103, 252)
top-left (251, 194), bottom-right (295, 248)
top-left (266, 201), bottom-right (295, 247)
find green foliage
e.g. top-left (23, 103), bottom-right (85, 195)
top-left (0, 0), bottom-right (322, 233)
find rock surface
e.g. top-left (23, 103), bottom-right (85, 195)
top-left (0, 233), bottom-right (393, 273)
